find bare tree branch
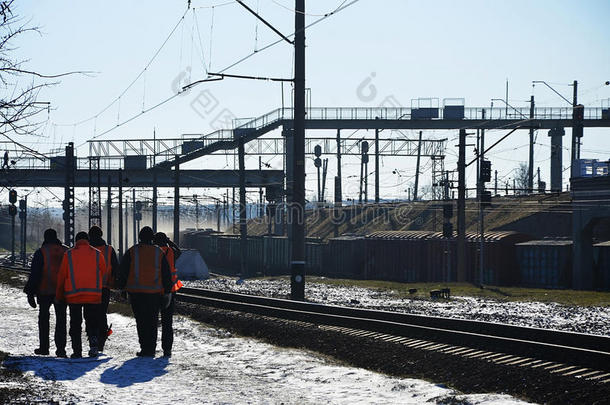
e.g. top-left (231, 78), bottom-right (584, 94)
top-left (1, 67), bottom-right (97, 78)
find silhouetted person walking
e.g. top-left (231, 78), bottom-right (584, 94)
top-left (2, 150), bottom-right (9, 169)
top-left (153, 232), bottom-right (183, 357)
top-left (24, 229), bottom-right (68, 357)
top-left (56, 231), bottom-right (107, 358)
top-left (117, 226), bottom-right (171, 357)
top-left (88, 225), bottom-right (119, 352)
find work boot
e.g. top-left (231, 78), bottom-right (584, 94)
top-left (88, 336), bottom-right (99, 357)
top-left (136, 351), bottom-right (154, 357)
top-left (70, 352), bottom-right (82, 359)
top-left (163, 351), bottom-right (171, 358)
top-left (55, 350), bottom-right (67, 358)
top-left (34, 348), bottom-right (49, 355)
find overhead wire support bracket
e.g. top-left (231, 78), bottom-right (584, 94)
top-left (181, 76), bottom-right (224, 91)
top-left (208, 72), bottom-right (293, 82)
top-left (235, 0), bottom-right (294, 44)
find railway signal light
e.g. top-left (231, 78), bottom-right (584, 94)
top-left (480, 160), bottom-right (492, 183)
top-left (8, 205), bottom-right (17, 216)
top-left (9, 189), bottom-right (17, 204)
top-left (314, 157), bottom-right (322, 168)
top-left (314, 144), bottom-right (322, 157)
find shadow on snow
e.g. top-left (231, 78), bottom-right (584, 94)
top-left (100, 356), bottom-right (169, 387)
top-left (4, 355), bottom-right (111, 381)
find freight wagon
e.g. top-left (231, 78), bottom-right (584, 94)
top-left (183, 230), bottom-right (533, 287)
top-left (593, 241), bottom-right (610, 291)
top-left (516, 240), bottom-right (573, 289)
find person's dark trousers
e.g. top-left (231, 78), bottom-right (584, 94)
top-left (37, 295), bottom-right (67, 354)
top-left (129, 293), bottom-right (161, 355)
top-left (98, 288), bottom-right (110, 351)
top-left (161, 292), bottom-right (175, 355)
top-left (69, 303), bottom-right (101, 355)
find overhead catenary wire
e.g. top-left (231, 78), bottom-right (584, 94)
top-left (53, 9), bottom-right (190, 128)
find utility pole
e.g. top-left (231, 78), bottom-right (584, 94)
top-left (232, 188), bottom-right (236, 230)
top-left (290, 0), bottom-right (306, 300)
top-left (413, 130), bottom-right (423, 201)
top-left (216, 201), bottom-right (221, 232)
top-left (259, 156), bottom-right (264, 217)
top-left (152, 169), bottom-right (158, 232)
top-left (321, 158), bottom-right (328, 202)
top-left (336, 129), bottom-right (342, 206)
top-left (374, 118), bottom-right (380, 204)
top-left (238, 138), bottom-right (248, 278)
top-left (494, 170), bottom-right (498, 195)
top-left (118, 169), bottom-right (123, 257)
top-left (571, 80), bottom-right (583, 177)
top-left (174, 156), bottom-right (180, 246)
top-left (132, 189), bottom-right (137, 246)
top-left (528, 95), bottom-right (535, 192)
top-left (19, 196), bottom-right (27, 265)
top-left (153, 128), bottom-right (158, 232)
top-left (107, 177), bottom-right (112, 245)
top-left (194, 195), bottom-right (200, 229)
top-left (457, 128), bottom-right (466, 282)
top-left (479, 110), bottom-right (486, 286)
top-left (64, 142), bottom-right (75, 247)
top-left (125, 195), bottom-right (129, 249)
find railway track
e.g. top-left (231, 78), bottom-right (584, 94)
top-left (176, 287), bottom-right (610, 375)
top-left (3, 266), bottom-right (609, 379)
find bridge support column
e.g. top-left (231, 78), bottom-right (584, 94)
top-left (549, 127), bottom-right (565, 192)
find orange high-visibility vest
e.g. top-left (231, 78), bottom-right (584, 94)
top-left (39, 244), bottom-right (68, 295)
top-left (125, 244), bottom-right (164, 294)
top-left (56, 241), bottom-right (106, 304)
top-left (100, 244), bottom-right (115, 289)
top-left (161, 246), bottom-right (183, 293)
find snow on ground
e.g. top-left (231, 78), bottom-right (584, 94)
top-left (0, 284), bottom-right (532, 404)
top-left (187, 278), bottom-right (610, 336)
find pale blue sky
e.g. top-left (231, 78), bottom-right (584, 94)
top-left (8, 0), bottom-right (610, 207)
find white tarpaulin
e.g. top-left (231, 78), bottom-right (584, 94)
top-left (175, 249), bottom-right (209, 280)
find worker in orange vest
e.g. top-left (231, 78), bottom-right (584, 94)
top-left (153, 232), bottom-right (183, 357)
top-left (117, 226), bottom-right (172, 357)
top-left (56, 231), bottom-right (107, 358)
top-left (88, 225), bottom-right (119, 352)
top-left (24, 229), bottom-right (69, 357)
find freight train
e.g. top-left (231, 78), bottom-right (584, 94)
top-left (182, 230), bottom-right (610, 290)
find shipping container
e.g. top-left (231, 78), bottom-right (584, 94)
top-left (516, 240), bottom-right (572, 289)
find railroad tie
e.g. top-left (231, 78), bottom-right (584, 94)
top-left (530, 361), bottom-right (555, 369)
top-left (495, 356), bottom-right (523, 365)
top-left (503, 358), bottom-right (533, 367)
top-left (560, 368), bottom-right (590, 377)
top-left (550, 365), bottom-right (578, 374)
top-left (543, 363), bottom-right (565, 371)
top-left (491, 354), bottom-right (516, 363)
top-left (586, 372), bottom-right (610, 381)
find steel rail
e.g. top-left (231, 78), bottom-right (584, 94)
top-left (177, 287), bottom-right (610, 371)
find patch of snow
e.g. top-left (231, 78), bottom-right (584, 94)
top-left (0, 284), bottom-right (532, 404)
top-left (187, 278), bottom-right (610, 336)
